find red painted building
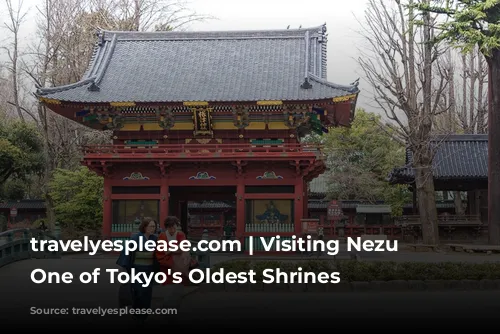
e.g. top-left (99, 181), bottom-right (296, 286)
top-left (0, 200), bottom-right (46, 229)
top-left (36, 26), bottom-right (359, 249)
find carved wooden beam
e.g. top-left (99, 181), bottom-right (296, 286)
top-left (231, 160), bottom-right (248, 176)
top-left (155, 161), bottom-right (170, 177)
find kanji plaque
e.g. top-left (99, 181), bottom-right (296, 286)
top-left (327, 200), bottom-right (342, 221)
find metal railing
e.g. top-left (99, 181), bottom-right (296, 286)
top-left (0, 229), bottom-right (61, 268)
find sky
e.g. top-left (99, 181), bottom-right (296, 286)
top-left (187, 0), bottom-right (369, 105)
top-left (0, 0), bottom-right (373, 110)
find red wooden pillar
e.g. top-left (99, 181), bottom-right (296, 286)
top-left (236, 179), bottom-right (245, 242)
top-left (102, 177), bottom-right (112, 239)
top-left (160, 177), bottom-right (169, 229)
top-left (294, 177), bottom-right (304, 234)
top-left (303, 179), bottom-right (309, 218)
top-left (220, 213), bottom-right (224, 237)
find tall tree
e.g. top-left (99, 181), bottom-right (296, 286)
top-left (87, 0), bottom-right (211, 31)
top-left (20, 0), bottom-right (211, 228)
top-left (358, 0), bottom-right (448, 244)
top-left (323, 109), bottom-right (410, 216)
top-left (436, 48), bottom-right (488, 135)
top-left (49, 167), bottom-right (103, 234)
top-left (434, 48), bottom-right (488, 215)
top-left (1, 0), bottom-right (37, 122)
top-left (0, 118), bottom-right (44, 185)
top-left (424, 0), bottom-right (500, 244)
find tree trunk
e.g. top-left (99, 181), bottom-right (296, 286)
top-left (454, 191), bottom-right (464, 215)
top-left (45, 192), bottom-right (56, 229)
top-left (415, 4), bottom-right (439, 245)
top-left (487, 49), bottom-right (500, 244)
top-left (477, 51), bottom-right (486, 133)
top-left (414, 154), bottom-right (439, 244)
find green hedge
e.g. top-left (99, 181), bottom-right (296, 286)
top-left (213, 260), bottom-right (500, 281)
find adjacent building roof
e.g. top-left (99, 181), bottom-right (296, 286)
top-left (388, 134), bottom-right (488, 183)
top-left (308, 173), bottom-right (328, 197)
top-left (356, 205), bottom-right (391, 214)
top-left (36, 25), bottom-right (359, 103)
top-left (0, 200), bottom-right (46, 210)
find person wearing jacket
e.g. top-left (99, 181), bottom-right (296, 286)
top-left (116, 217), bottom-right (158, 323)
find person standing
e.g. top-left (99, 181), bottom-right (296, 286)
top-left (155, 216), bottom-right (190, 325)
top-left (317, 226), bottom-right (324, 257)
top-left (117, 217), bottom-right (158, 323)
top-left (223, 223), bottom-right (233, 240)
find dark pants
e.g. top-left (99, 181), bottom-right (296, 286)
top-left (131, 265), bottom-right (154, 320)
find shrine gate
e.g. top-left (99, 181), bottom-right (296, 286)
top-left (36, 25), bottom-right (359, 250)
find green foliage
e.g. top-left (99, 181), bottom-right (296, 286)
top-left (306, 112), bottom-right (324, 135)
top-left (0, 179), bottom-right (26, 200)
top-left (321, 109), bottom-right (410, 214)
top-left (0, 120), bottom-right (44, 184)
top-left (424, 0), bottom-right (500, 56)
top-left (0, 215), bottom-right (6, 232)
top-left (215, 260), bottom-right (500, 281)
top-left (49, 167), bottom-right (104, 231)
top-left (33, 218), bottom-right (47, 229)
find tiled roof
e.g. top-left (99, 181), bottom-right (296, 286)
top-left (388, 134), bottom-right (487, 183)
top-left (0, 200), bottom-right (46, 210)
top-left (36, 26), bottom-right (359, 103)
top-left (308, 173), bottom-right (328, 196)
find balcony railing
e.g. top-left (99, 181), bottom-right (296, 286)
top-left (83, 143), bottom-right (323, 156)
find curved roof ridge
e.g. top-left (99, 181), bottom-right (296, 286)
top-left (37, 77), bottom-right (95, 95)
top-left (82, 40), bottom-right (102, 80)
top-left (39, 33), bottom-right (118, 95)
top-left (309, 74), bottom-right (359, 93)
top-left (432, 134), bottom-right (487, 141)
top-left (94, 34), bottom-right (117, 85)
top-left (100, 25), bottom-right (325, 41)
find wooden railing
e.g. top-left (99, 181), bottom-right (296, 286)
top-left (395, 215), bottom-right (482, 226)
top-left (83, 143), bottom-right (323, 156)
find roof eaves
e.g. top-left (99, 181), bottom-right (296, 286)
top-left (37, 32), bottom-right (118, 98)
top-left (36, 77), bottom-right (96, 96)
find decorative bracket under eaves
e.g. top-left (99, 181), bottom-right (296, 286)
top-left (157, 107), bottom-right (175, 130)
top-left (283, 105), bottom-right (307, 129)
top-left (232, 106), bottom-right (250, 129)
top-left (105, 115), bottom-right (124, 130)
